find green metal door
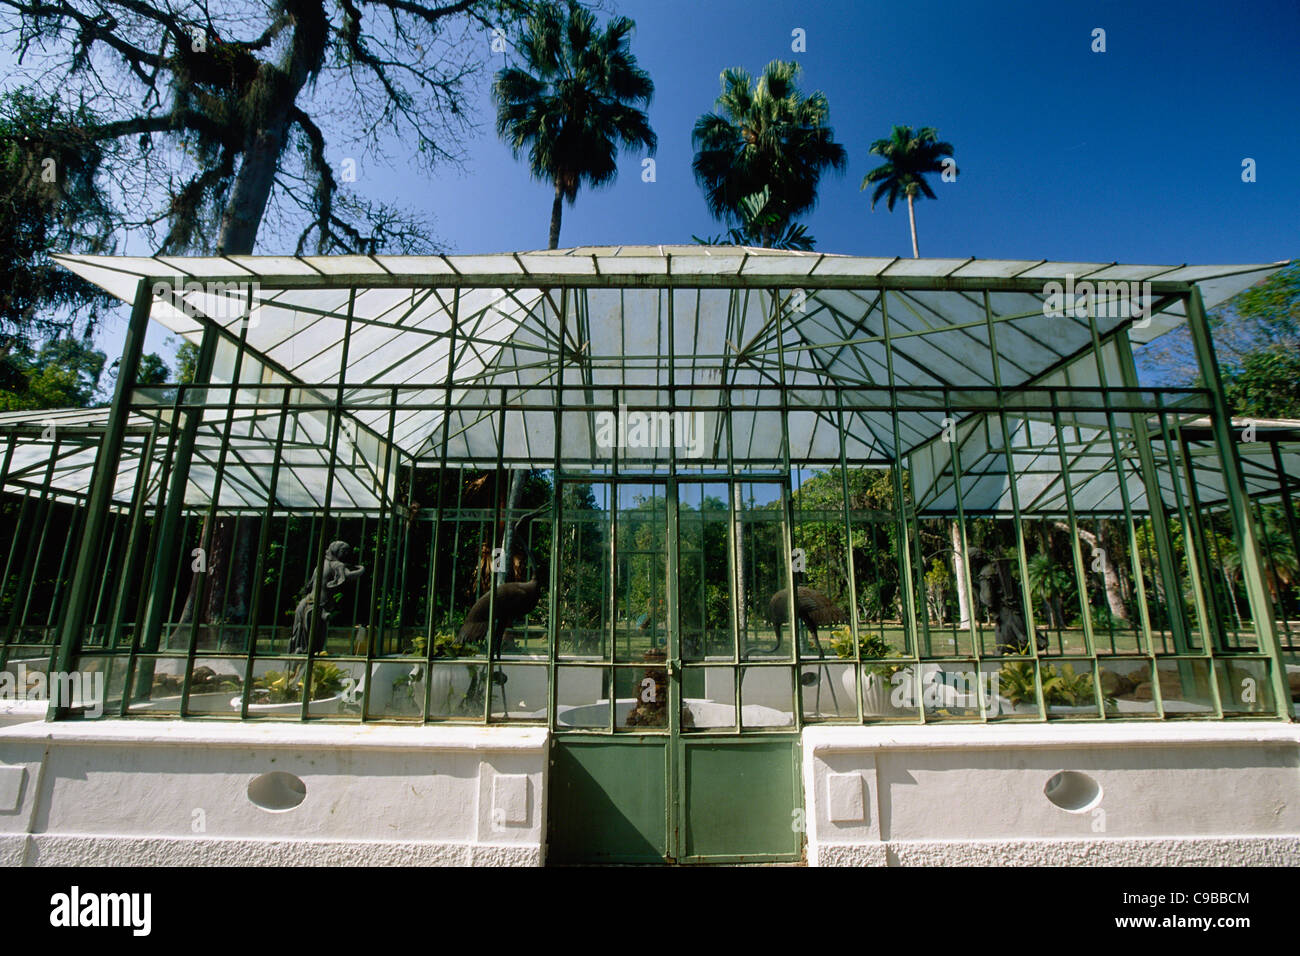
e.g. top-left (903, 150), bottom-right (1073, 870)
top-left (547, 477), bottom-right (803, 864)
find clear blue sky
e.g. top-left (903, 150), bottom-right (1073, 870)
top-left (376, 0), bottom-right (1300, 262)
top-left (75, 0), bottom-right (1300, 371)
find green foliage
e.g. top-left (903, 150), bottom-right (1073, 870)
top-left (0, 336), bottom-right (106, 411)
top-left (1221, 344), bottom-right (1300, 418)
top-left (0, 87), bottom-right (117, 348)
top-left (693, 186), bottom-right (816, 250)
top-left (252, 662), bottom-right (348, 704)
top-left (997, 661), bottom-right (1096, 708)
top-left (134, 352), bottom-right (171, 387)
top-left (829, 625), bottom-right (901, 678)
top-left (692, 59), bottom-right (846, 247)
top-left (861, 125), bottom-right (956, 211)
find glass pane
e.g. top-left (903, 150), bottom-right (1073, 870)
top-left (735, 482), bottom-right (792, 660)
top-left (490, 664), bottom-right (548, 720)
top-left (614, 483), bottom-right (667, 663)
top-left (919, 661), bottom-right (981, 720)
top-left (1214, 658), bottom-right (1275, 716)
top-left (801, 662), bottom-right (854, 721)
top-left (677, 481), bottom-right (732, 660)
top-left (616, 661), bottom-right (667, 729)
top-left (1155, 659), bottom-right (1215, 715)
top-left (557, 482), bottom-right (611, 660)
top-left (1099, 658), bottom-right (1158, 716)
top-left (183, 655), bottom-right (247, 715)
top-left (741, 666), bottom-right (794, 728)
top-left (556, 665), bottom-right (608, 728)
top-left (682, 666), bottom-right (735, 729)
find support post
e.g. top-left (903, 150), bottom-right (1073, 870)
top-left (49, 278), bottom-right (152, 718)
top-left (1185, 287), bottom-right (1290, 718)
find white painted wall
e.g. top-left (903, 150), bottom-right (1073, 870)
top-left (0, 720), bottom-right (548, 866)
top-left (802, 722), bottom-right (1300, 866)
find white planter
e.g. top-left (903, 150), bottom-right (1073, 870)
top-left (861, 671), bottom-right (904, 716)
top-left (840, 669), bottom-right (907, 717)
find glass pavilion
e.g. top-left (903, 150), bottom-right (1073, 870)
top-left (2, 247), bottom-right (1296, 730)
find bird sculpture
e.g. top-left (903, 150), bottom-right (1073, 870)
top-left (458, 506), bottom-right (548, 655)
top-left (766, 586), bottom-right (848, 657)
top-left (767, 584), bottom-right (847, 714)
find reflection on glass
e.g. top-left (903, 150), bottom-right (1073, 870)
top-left (183, 656), bottom-right (249, 715)
top-left (1155, 659), bottom-right (1215, 715)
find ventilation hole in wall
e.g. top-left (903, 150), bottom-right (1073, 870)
top-left (1043, 771), bottom-right (1102, 813)
top-left (247, 771), bottom-right (307, 812)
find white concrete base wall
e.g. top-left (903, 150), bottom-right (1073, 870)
top-left (0, 720), bottom-right (548, 866)
top-left (803, 723), bottom-right (1300, 866)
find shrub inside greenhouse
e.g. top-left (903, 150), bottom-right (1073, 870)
top-left (1, 247), bottom-right (1296, 727)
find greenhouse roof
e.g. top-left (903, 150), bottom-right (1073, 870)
top-left (50, 249), bottom-right (1289, 465)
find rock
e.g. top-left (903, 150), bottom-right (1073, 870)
top-left (1098, 669), bottom-right (1134, 697)
top-left (190, 666), bottom-right (217, 686)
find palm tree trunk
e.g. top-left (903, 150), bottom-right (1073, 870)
top-left (907, 193), bottom-right (919, 258)
top-left (549, 183), bottom-right (563, 250)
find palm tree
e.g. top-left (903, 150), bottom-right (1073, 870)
top-left (692, 60), bottom-right (846, 247)
top-left (861, 125), bottom-right (956, 257)
top-left (492, 0), bottom-right (657, 250)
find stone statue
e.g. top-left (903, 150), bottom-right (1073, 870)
top-left (972, 551), bottom-right (1048, 655)
top-left (288, 541), bottom-right (365, 655)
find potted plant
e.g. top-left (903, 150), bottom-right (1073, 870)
top-left (996, 660), bottom-right (1107, 715)
top-left (830, 626), bottom-right (906, 716)
top-left (237, 661), bottom-right (351, 715)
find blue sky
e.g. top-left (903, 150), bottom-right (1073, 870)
top-left (53, 0), bottom-right (1300, 372)
top-left (377, 0), bottom-right (1299, 263)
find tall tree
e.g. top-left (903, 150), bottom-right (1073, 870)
top-left (2, 0), bottom-right (534, 654)
top-left (861, 125), bottom-right (956, 258)
top-left (492, 0), bottom-right (657, 250)
top-left (691, 59), bottom-right (845, 248)
top-left (2, 0), bottom-right (532, 257)
top-left (0, 89), bottom-right (117, 353)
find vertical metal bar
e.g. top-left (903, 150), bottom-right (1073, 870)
top-left (134, 325), bottom-right (218, 700)
top-left (878, 290), bottom-right (923, 673)
top-left (299, 288), bottom-right (355, 720)
top-left (239, 389), bottom-right (291, 719)
top-left (180, 305), bottom-right (252, 716)
top-left (1185, 288), bottom-right (1289, 717)
top-left (50, 278), bottom-right (152, 719)
top-left (1116, 331), bottom-right (1191, 653)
